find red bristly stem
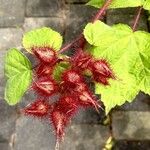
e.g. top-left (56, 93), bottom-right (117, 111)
top-left (92, 0), bottom-right (113, 22)
top-left (58, 0), bottom-right (113, 54)
top-left (132, 7), bottom-right (143, 32)
top-left (58, 34), bottom-right (84, 54)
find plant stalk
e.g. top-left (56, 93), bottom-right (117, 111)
top-left (58, 34), bottom-right (84, 54)
top-left (92, 0), bottom-right (112, 22)
top-left (58, 0), bottom-right (113, 54)
top-left (132, 7), bottom-right (143, 32)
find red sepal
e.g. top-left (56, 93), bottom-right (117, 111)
top-left (71, 49), bottom-right (93, 71)
top-left (56, 96), bottom-right (79, 117)
top-left (32, 76), bottom-right (58, 96)
top-left (91, 60), bottom-right (114, 78)
top-left (91, 59), bottom-right (115, 85)
top-left (36, 63), bottom-right (54, 77)
top-left (93, 73), bottom-right (110, 85)
top-left (32, 46), bottom-right (57, 63)
top-left (62, 69), bottom-right (83, 83)
top-left (22, 99), bottom-right (51, 118)
top-left (60, 70), bottom-right (84, 94)
top-left (77, 88), bottom-right (100, 112)
top-left (50, 110), bottom-right (70, 141)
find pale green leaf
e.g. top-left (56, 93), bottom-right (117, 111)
top-left (84, 21), bottom-right (115, 47)
top-left (23, 27), bottom-right (63, 53)
top-left (87, 0), bottom-right (143, 9)
top-left (143, 0), bottom-right (150, 10)
top-left (84, 21), bottom-right (150, 114)
top-left (4, 48), bottom-right (32, 105)
top-left (5, 48), bottom-right (32, 78)
top-left (87, 0), bottom-right (105, 8)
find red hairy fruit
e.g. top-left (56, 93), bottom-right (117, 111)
top-left (50, 96), bottom-right (79, 142)
top-left (92, 60), bottom-right (114, 78)
top-left (22, 99), bottom-right (51, 118)
top-left (56, 96), bottom-right (79, 117)
top-left (74, 82), bottom-right (87, 93)
top-left (50, 110), bottom-right (70, 140)
top-left (62, 69), bottom-right (83, 83)
top-left (33, 76), bottom-right (58, 96)
top-left (91, 59), bottom-right (115, 85)
top-left (93, 73), bottom-right (110, 85)
top-left (32, 46), bottom-right (57, 63)
top-left (60, 69), bottom-right (101, 111)
top-left (77, 87), bottom-right (101, 112)
top-left (36, 63), bottom-right (54, 77)
top-left (71, 49), bottom-right (93, 70)
top-left (60, 70), bottom-right (84, 94)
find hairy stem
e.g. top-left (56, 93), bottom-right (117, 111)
top-left (132, 7), bottom-right (143, 32)
top-left (58, 0), bottom-right (112, 54)
top-left (92, 0), bottom-right (113, 22)
top-left (58, 34), bottom-right (84, 54)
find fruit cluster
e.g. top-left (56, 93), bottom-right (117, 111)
top-left (22, 45), bottom-right (114, 145)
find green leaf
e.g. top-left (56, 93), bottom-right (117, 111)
top-left (143, 0), bottom-right (150, 10)
top-left (87, 0), bottom-right (105, 8)
top-left (23, 27), bottom-right (63, 53)
top-left (84, 21), bottom-right (150, 114)
top-left (87, 0), bottom-right (143, 9)
top-left (84, 21), bottom-right (116, 47)
top-left (53, 61), bottom-right (70, 81)
top-left (4, 48), bottom-right (32, 105)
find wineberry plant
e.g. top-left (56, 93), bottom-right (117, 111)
top-left (4, 0), bottom-right (150, 149)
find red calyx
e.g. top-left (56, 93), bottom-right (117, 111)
top-left (32, 46), bottom-right (57, 63)
top-left (77, 87), bottom-right (101, 112)
top-left (22, 99), bottom-right (51, 118)
top-left (56, 96), bottom-right (79, 117)
top-left (93, 73), bottom-right (110, 85)
top-left (74, 82), bottom-right (87, 93)
top-left (90, 59), bottom-right (115, 85)
top-left (50, 96), bottom-right (79, 142)
top-left (93, 60), bottom-right (114, 78)
top-left (62, 69), bottom-right (83, 83)
top-left (71, 49), bottom-right (93, 71)
top-left (60, 70), bottom-right (84, 94)
top-left (60, 69), bottom-right (101, 111)
top-left (33, 76), bottom-right (58, 96)
top-left (50, 110), bottom-right (70, 141)
top-left (36, 63), bottom-right (54, 77)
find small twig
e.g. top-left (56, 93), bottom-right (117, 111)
top-left (132, 7), bottom-right (143, 32)
top-left (58, 0), bottom-right (113, 54)
top-left (92, 0), bottom-right (113, 22)
top-left (58, 34), bottom-right (84, 54)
